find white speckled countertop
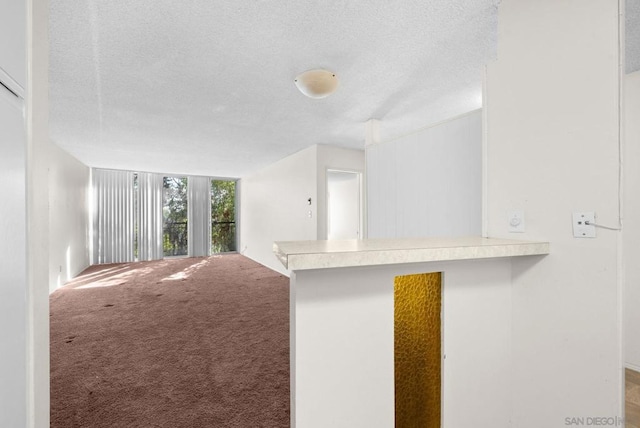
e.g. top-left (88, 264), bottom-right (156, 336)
top-left (273, 236), bottom-right (550, 271)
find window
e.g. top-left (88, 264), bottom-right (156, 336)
top-left (211, 180), bottom-right (237, 253)
top-left (163, 176), bottom-right (188, 257)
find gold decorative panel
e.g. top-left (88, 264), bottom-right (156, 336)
top-left (394, 272), bottom-right (442, 428)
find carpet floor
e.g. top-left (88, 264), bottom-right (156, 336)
top-left (50, 254), bottom-right (290, 427)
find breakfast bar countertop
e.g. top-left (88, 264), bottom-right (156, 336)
top-left (274, 236), bottom-right (550, 271)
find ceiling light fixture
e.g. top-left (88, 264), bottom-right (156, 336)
top-left (294, 69), bottom-right (339, 99)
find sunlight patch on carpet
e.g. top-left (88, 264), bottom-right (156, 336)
top-left (75, 267), bottom-right (154, 289)
top-left (161, 259), bottom-right (209, 282)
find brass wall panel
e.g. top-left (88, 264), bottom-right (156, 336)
top-left (394, 272), bottom-right (442, 428)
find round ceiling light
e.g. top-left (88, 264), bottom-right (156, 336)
top-left (294, 69), bottom-right (339, 99)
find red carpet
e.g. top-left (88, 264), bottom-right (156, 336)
top-left (50, 255), bottom-right (290, 427)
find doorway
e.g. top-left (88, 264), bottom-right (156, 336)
top-left (326, 169), bottom-right (362, 240)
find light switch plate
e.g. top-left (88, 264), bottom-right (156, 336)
top-left (508, 210), bottom-right (525, 233)
top-left (572, 212), bottom-right (596, 238)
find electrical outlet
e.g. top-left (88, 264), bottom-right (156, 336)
top-left (572, 212), bottom-right (596, 238)
top-left (508, 210), bottom-right (525, 233)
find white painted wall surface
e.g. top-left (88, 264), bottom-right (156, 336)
top-left (0, 0), bottom-right (48, 424)
top-left (291, 258), bottom-right (513, 428)
top-left (316, 145), bottom-right (365, 240)
top-left (240, 146), bottom-right (318, 275)
top-left (241, 144), bottom-right (364, 273)
top-left (0, 0), bottom-right (26, 91)
top-left (367, 110), bottom-right (482, 239)
top-left (48, 144), bottom-right (90, 293)
top-left (27, 0), bottom-right (52, 423)
top-left (625, 70), bottom-right (640, 370)
top-left (0, 82), bottom-right (27, 428)
top-left (485, 1), bottom-right (621, 425)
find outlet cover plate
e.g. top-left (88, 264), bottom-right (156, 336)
top-left (508, 210), bottom-right (525, 233)
top-left (572, 212), bottom-right (596, 238)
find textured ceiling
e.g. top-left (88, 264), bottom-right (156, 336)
top-left (50, 0), bottom-right (497, 177)
top-left (49, 1), bottom-right (640, 178)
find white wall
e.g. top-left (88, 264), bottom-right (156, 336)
top-left (0, 80), bottom-right (28, 428)
top-left (27, 0), bottom-right (51, 424)
top-left (367, 110), bottom-right (482, 239)
top-left (292, 258), bottom-right (513, 428)
top-left (241, 144), bottom-right (364, 274)
top-left (240, 145), bottom-right (318, 275)
top-left (625, 70), bottom-right (640, 371)
top-left (0, 0), bottom-right (50, 425)
top-left (0, 0), bottom-right (26, 90)
top-left (486, 1), bottom-right (622, 426)
top-left (316, 145), bottom-right (365, 240)
top-left (48, 144), bottom-right (91, 293)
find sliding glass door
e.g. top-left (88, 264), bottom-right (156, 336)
top-left (211, 180), bottom-right (237, 253)
top-left (93, 171), bottom-right (236, 260)
top-left (163, 176), bottom-right (188, 257)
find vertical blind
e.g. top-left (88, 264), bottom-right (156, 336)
top-left (91, 169), bottom-right (136, 264)
top-left (137, 172), bottom-right (164, 261)
top-left (188, 176), bottom-right (212, 257)
top-left (92, 169), bottom-right (218, 264)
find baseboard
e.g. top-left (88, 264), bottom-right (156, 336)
top-left (626, 362), bottom-right (640, 373)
